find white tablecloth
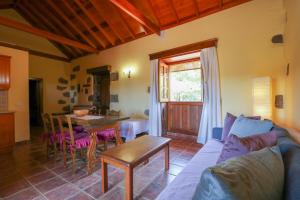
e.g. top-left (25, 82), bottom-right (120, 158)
top-left (120, 118), bottom-right (149, 142)
top-left (65, 114), bottom-right (104, 120)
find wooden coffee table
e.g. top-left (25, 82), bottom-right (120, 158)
top-left (100, 135), bottom-right (171, 200)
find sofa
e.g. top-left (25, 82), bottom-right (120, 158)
top-left (156, 125), bottom-right (300, 200)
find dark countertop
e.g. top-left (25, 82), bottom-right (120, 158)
top-left (0, 111), bottom-right (15, 114)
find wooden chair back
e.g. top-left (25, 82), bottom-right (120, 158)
top-left (41, 113), bottom-right (51, 133)
top-left (66, 116), bottom-right (75, 146)
top-left (51, 115), bottom-right (68, 143)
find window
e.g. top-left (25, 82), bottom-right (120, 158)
top-left (159, 59), bottom-right (203, 102)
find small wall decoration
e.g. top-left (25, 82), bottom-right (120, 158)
top-left (110, 72), bottom-right (119, 81)
top-left (62, 105), bottom-right (71, 112)
top-left (77, 84), bottom-right (80, 93)
top-left (58, 99), bottom-right (66, 104)
top-left (110, 94), bottom-right (119, 103)
top-left (63, 91), bottom-right (70, 97)
top-left (70, 74), bottom-right (76, 80)
top-left (73, 65), bottom-right (80, 72)
top-left (58, 77), bottom-right (68, 85)
top-left (57, 85), bottom-right (67, 91)
top-left (275, 95), bottom-right (284, 109)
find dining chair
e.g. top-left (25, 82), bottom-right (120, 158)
top-left (41, 113), bottom-right (61, 158)
top-left (56, 115), bottom-right (93, 171)
top-left (41, 113), bottom-right (52, 157)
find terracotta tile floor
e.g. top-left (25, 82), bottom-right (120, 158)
top-left (0, 128), bottom-right (202, 200)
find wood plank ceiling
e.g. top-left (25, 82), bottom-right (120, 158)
top-left (0, 0), bottom-right (251, 60)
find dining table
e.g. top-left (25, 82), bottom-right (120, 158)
top-left (65, 114), bottom-right (130, 173)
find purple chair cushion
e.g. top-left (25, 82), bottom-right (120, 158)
top-left (64, 131), bottom-right (89, 141)
top-left (217, 131), bottom-right (277, 164)
top-left (221, 113), bottom-right (261, 141)
top-left (96, 128), bottom-right (115, 140)
top-left (73, 126), bottom-right (85, 133)
top-left (73, 135), bottom-right (91, 149)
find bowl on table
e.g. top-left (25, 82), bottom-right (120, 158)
top-left (73, 109), bottom-right (89, 117)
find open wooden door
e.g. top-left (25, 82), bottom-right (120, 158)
top-left (159, 52), bottom-right (203, 136)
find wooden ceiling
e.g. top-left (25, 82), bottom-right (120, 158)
top-left (0, 0), bottom-right (251, 61)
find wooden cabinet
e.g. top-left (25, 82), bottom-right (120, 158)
top-left (0, 113), bottom-right (15, 153)
top-left (0, 55), bottom-right (11, 90)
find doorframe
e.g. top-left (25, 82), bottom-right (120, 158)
top-left (29, 77), bottom-right (44, 126)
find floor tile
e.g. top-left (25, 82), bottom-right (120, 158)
top-left (84, 181), bottom-right (105, 199)
top-left (35, 177), bottom-right (66, 194)
top-left (61, 169), bottom-right (87, 183)
top-left (5, 187), bottom-right (40, 200)
top-left (74, 174), bottom-right (100, 189)
top-left (68, 192), bottom-right (94, 200)
top-left (0, 179), bottom-right (30, 198)
top-left (27, 170), bottom-right (56, 185)
top-left (51, 164), bottom-right (72, 174)
top-left (45, 183), bottom-right (78, 200)
top-left (0, 127), bottom-right (201, 200)
top-left (100, 186), bottom-right (125, 200)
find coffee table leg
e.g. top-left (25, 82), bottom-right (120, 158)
top-left (125, 167), bottom-right (133, 200)
top-left (101, 158), bottom-right (108, 193)
top-left (165, 144), bottom-right (169, 171)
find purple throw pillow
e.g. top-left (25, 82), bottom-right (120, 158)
top-left (221, 113), bottom-right (261, 141)
top-left (221, 113), bottom-right (237, 141)
top-left (217, 131), bottom-right (277, 164)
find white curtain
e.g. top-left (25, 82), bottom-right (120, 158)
top-left (149, 59), bottom-right (162, 137)
top-left (197, 47), bottom-right (222, 144)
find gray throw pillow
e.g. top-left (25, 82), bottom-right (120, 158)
top-left (192, 146), bottom-right (284, 200)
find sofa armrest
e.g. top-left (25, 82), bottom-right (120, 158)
top-left (212, 127), bottom-right (223, 141)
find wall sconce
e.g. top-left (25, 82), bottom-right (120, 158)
top-left (252, 76), bottom-right (272, 119)
top-left (123, 67), bottom-right (134, 79)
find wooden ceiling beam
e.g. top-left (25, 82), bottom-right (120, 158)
top-left (34, 1), bottom-right (83, 56)
top-left (90, 0), bottom-right (125, 43)
top-left (74, 0), bottom-right (115, 46)
top-left (46, 0), bottom-right (97, 50)
top-left (15, 5), bottom-right (74, 59)
top-left (147, 0), bottom-right (161, 26)
top-left (14, 6), bottom-right (72, 59)
top-left (113, 6), bottom-right (135, 39)
top-left (0, 41), bottom-right (70, 62)
top-left (0, 14), bottom-right (97, 53)
top-left (62, 0), bottom-right (106, 48)
top-left (219, 0), bottom-right (223, 8)
top-left (110, 0), bottom-right (160, 35)
top-left (192, 0), bottom-right (200, 16)
top-left (18, 2), bottom-right (78, 58)
top-left (169, 0), bottom-right (179, 23)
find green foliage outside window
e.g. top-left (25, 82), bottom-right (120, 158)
top-left (169, 69), bottom-right (202, 102)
